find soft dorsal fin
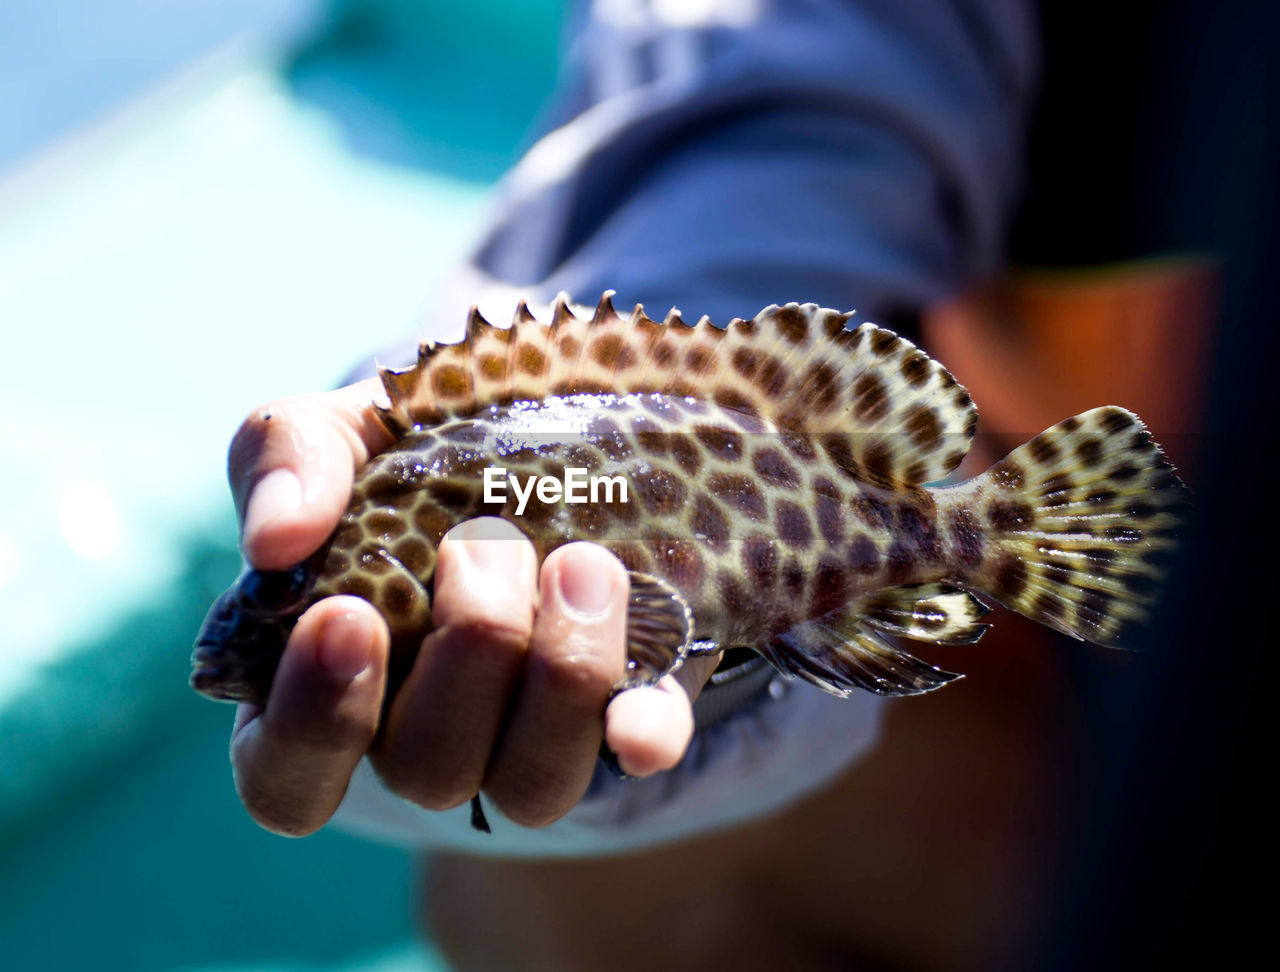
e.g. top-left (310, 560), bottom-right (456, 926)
top-left (375, 293), bottom-right (978, 485)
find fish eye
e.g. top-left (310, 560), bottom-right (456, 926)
top-left (236, 566), bottom-right (311, 617)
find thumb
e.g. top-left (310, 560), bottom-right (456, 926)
top-left (229, 378), bottom-right (394, 570)
top-left (604, 651), bottom-right (721, 778)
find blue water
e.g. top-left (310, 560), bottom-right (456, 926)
top-left (0, 2), bottom-right (560, 969)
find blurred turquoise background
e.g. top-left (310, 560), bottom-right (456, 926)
top-left (0, 2), bottom-right (561, 968)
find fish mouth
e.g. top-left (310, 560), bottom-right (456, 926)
top-left (190, 586), bottom-right (292, 706)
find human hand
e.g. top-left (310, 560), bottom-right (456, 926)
top-left (223, 381), bottom-right (718, 836)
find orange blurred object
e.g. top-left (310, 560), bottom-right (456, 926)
top-left (923, 258), bottom-right (1217, 474)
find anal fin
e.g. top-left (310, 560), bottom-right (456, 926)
top-left (860, 583), bottom-right (991, 646)
top-left (764, 608), bottom-right (962, 697)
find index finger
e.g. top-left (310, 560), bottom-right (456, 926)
top-left (228, 378), bottom-right (394, 569)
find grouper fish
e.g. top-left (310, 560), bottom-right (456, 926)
top-left (192, 293), bottom-right (1189, 824)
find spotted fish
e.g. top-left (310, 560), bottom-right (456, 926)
top-left (193, 292), bottom-right (1189, 710)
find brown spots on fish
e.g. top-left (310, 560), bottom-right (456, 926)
top-left (1075, 437), bottom-right (1104, 467)
top-left (558, 335), bottom-right (582, 360)
top-left (391, 536), bottom-right (433, 577)
top-left (1029, 435), bottom-right (1059, 465)
top-left (1034, 591), bottom-right (1066, 623)
top-left (781, 560), bottom-right (807, 598)
top-left (906, 405), bottom-right (943, 450)
top-left (1100, 410), bottom-right (1135, 434)
top-left (753, 448), bottom-right (800, 488)
top-left (848, 534), bottom-right (881, 574)
top-left (695, 424), bottom-right (743, 460)
top-left (569, 499), bottom-right (610, 534)
top-left (821, 309), bottom-right (852, 336)
top-left (852, 494), bottom-right (893, 530)
top-left (633, 467), bottom-right (687, 516)
top-left (668, 435), bottom-right (703, 476)
top-left (813, 478), bottom-right (845, 546)
top-left (413, 502), bottom-right (453, 542)
top-left (1059, 416), bottom-right (1081, 434)
top-left (652, 341), bottom-right (677, 368)
top-left (1111, 464), bottom-right (1140, 483)
top-left (993, 555), bottom-right (1028, 599)
top-left (1087, 489), bottom-right (1116, 506)
top-left (900, 351), bottom-right (930, 387)
top-left (731, 346), bottom-right (760, 379)
top-left (807, 363), bottom-right (841, 411)
top-left (782, 432), bottom-right (816, 461)
top-left (561, 445), bottom-right (601, 474)
top-left (897, 502), bottom-right (941, 562)
top-left (478, 354), bottom-right (506, 381)
top-left (773, 305), bottom-right (809, 345)
top-left (432, 364), bottom-right (470, 400)
top-left (823, 434), bottom-right (860, 480)
top-left (590, 334), bottom-right (626, 370)
top-left (634, 429), bottom-right (668, 458)
top-left (870, 329), bottom-right (901, 356)
top-left (718, 570), bottom-right (751, 616)
top-left (366, 510), bottom-right (408, 540)
top-left (1125, 501), bottom-right (1155, 520)
top-left (990, 460), bottom-right (1025, 491)
top-left (685, 345), bottom-right (713, 374)
top-left (335, 573), bottom-right (376, 601)
top-left (987, 500), bottom-right (1034, 532)
top-left (1040, 474), bottom-right (1073, 507)
top-left (709, 473), bottom-right (767, 518)
top-left (691, 495), bottom-right (730, 551)
top-left (358, 549), bottom-right (394, 575)
top-left (776, 501), bottom-right (814, 550)
top-left (757, 355), bottom-right (786, 396)
top-left (948, 507), bottom-right (984, 567)
top-left (1043, 563), bottom-right (1073, 585)
top-left (885, 540), bottom-right (914, 584)
top-left (381, 576), bottom-right (419, 621)
top-left (613, 543), bottom-right (653, 575)
top-left (1079, 588), bottom-right (1113, 620)
top-left (742, 534), bottom-right (777, 587)
top-left (863, 441), bottom-right (894, 487)
top-left (359, 470), bottom-right (401, 500)
top-left (425, 480), bottom-right (475, 509)
top-left (852, 373), bottom-right (890, 422)
top-left (324, 549), bottom-right (352, 575)
top-left (334, 518), bottom-right (364, 549)
top-left (517, 344), bottom-right (547, 377)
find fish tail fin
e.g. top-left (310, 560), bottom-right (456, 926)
top-left (960, 407), bottom-right (1190, 648)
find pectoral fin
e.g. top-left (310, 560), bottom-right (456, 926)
top-left (620, 571), bottom-right (694, 690)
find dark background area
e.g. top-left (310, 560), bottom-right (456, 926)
top-left (1012, 2), bottom-right (1273, 966)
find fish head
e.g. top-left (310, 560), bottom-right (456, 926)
top-left (190, 564), bottom-right (313, 704)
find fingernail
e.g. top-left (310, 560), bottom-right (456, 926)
top-left (452, 519), bottom-right (531, 587)
top-left (316, 611), bottom-right (373, 682)
top-left (243, 468), bottom-right (303, 542)
top-left (557, 548), bottom-right (615, 619)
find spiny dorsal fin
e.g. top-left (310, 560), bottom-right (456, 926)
top-left (376, 296), bottom-right (978, 487)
